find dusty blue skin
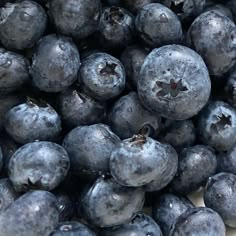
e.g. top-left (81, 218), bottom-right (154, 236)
top-left (58, 88), bottom-right (105, 128)
top-left (152, 193), bottom-right (194, 236)
top-left (98, 6), bottom-right (135, 49)
top-left (0, 178), bottom-right (19, 214)
top-left (197, 101), bottom-right (236, 152)
top-left (170, 207), bottom-right (226, 236)
top-left (4, 100), bottom-right (62, 144)
top-left (108, 92), bottom-right (161, 140)
top-left (8, 141), bottom-right (70, 192)
top-left (79, 53), bottom-right (126, 101)
top-left (204, 4), bottom-right (233, 20)
top-left (49, 0), bottom-right (101, 40)
top-left (204, 172), bottom-right (236, 227)
top-left (101, 213), bottom-right (162, 236)
top-left (135, 3), bottom-right (183, 48)
top-left (30, 34), bottom-right (81, 93)
top-left (110, 135), bottom-right (178, 187)
top-left (63, 124), bottom-right (120, 176)
top-left (160, 0), bottom-right (206, 22)
top-left (224, 68), bottom-right (236, 108)
top-left (138, 45), bottom-right (211, 120)
top-left (170, 145), bottom-right (217, 194)
top-left (51, 221), bottom-right (96, 236)
top-left (0, 1), bottom-right (47, 50)
top-left (121, 0), bottom-right (159, 13)
top-left (120, 45), bottom-right (149, 89)
top-left (80, 177), bottom-right (145, 227)
top-left (159, 120), bottom-right (196, 152)
top-left (0, 48), bottom-right (30, 93)
top-left (187, 10), bottom-right (236, 77)
top-left (0, 190), bottom-right (59, 236)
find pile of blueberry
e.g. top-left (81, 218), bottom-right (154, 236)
top-left (1, 0), bottom-right (236, 235)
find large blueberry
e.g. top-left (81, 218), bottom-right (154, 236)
top-left (4, 100), bottom-right (61, 144)
top-left (30, 34), bottom-right (81, 92)
top-left (8, 141), bottom-right (70, 192)
top-left (108, 92), bottom-right (161, 139)
top-left (138, 45), bottom-right (211, 120)
top-left (63, 124), bottom-right (120, 176)
top-left (80, 177), bottom-right (144, 227)
top-left (49, 0), bottom-right (101, 40)
top-left (0, 0), bottom-right (47, 50)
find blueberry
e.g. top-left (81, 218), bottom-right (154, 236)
top-left (159, 119), bottom-right (196, 152)
top-left (0, 178), bottom-right (19, 214)
top-left (160, 0), bottom-right (206, 23)
top-left (204, 172), bottom-right (236, 227)
top-left (98, 6), bottom-right (135, 49)
top-left (102, 213), bottom-right (162, 236)
top-left (110, 134), bottom-right (177, 187)
top-left (0, 0), bottom-right (47, 50)
top-left (80, 177), bottom-right (144, 227)
top-left (4, 99), bottom-right (62, 144)
top-left (108, 92), bottom-right (161, 140)
top-left (0, 146), bottom-right (3, 173)
top-left (8, 141), bottom-right (70, 192)
top-left (144, 142), bottom-right (178, 192)
top-left (170, 207), bottom-right (225, 236)
top-left (79, 53), bottom-right (126, 101)
top-left (120, 45), bottom-right (149, 89)
top-left (30, 34), bottom-right (81, 93)
top-left (187, 10), bottom-right (236, 77)
top-left (58, 88), bottom-right (105, 128)
top-left (0, 48), bottom-right (30, 94)
top-left (62, 124), bottom-right (120, 176)
top-left (51, 221), bottom-right (96, 236)
top-left (49, 0), bottom-right (101, 40)
top-left (152, 193), bottom-right (194, 236)
top-left (135, 3), bottom-right (183, 48)
top-left (204, 4), bottom-right (233, 20)
top-left (224, 68), bottom-right (236, 107)
top-left (170, 145), bottom-right (217, 194)
top-left (138, 45), bottom-right (211, 120)
top-left (197, 101), bottom-right (236, 152)
top-left (0, 190), bottom-right (59, 236)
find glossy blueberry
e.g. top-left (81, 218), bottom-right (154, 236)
top-left (171, 145), bottom-right (217, 194)
top-left (79, 53), bottom-right (126, 101)
top-left (63, 124), bottom-right (120, 176)
top-left (8, 141), bottom-right (70, 192)
top-left (160, 0), bottom-right (206, 22)
top-left (224, 68), bottom-right (236, 107)
top-left (144, 142), bottom-right (178, 192)
top-left (108, 92), bottom-right (161, 140)
top-left (197, 101), bottom-right (236, 152)
top-left (98, 6), bottom-right (135, 49)
top-left (49, 0), bottom-right (101, 40)
top-left (0, 48), bottom-right (30, 93)
top-left (120, 45), bottom-right (149, 89)
top-left (204, 4), bottom-right (233, 20)
top-left (102, 213), bottom-right (162, 236)
top-left (170, 207), bottom-right (225, 236)
top-left (0, 0), bottom-right (47, 50)
top-left (80, 177), bottom-right (144, 227)
top-left (159, 119), bottom-right (196, 152)
top-left (138, 45), bottom-right (211, 120)
top-left (135, 3), bottom-right (183, 48)
top-left (51, 221), bottom-right (96, 236)
top-left (5, 100), bottom-right (61, 144)
top-left (152, 193), bottom-right (194, 236)
top-left (0, 190), bottom-right (59, 236)
top-left (204, 172), bottom-right (236, 227)
top-left (187, 10), bottom-right (236, 77)
top-left (58, 88), bottom-right (105, 128)
top-left (110, 134), bottom-right (177, 187)
top-left (0, 178), bottom-right (19, 214)
top-left (30, 34), bottom-right (81, 93)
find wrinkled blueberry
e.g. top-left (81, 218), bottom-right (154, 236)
top-left (138, 45), bottom-right (211, 120)
top-left (0, 0), bottom-right (47, 50)
top-left (30, 34), bottom-right (81, 92)
top-left (8, 141), bottom-right (70, 192)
